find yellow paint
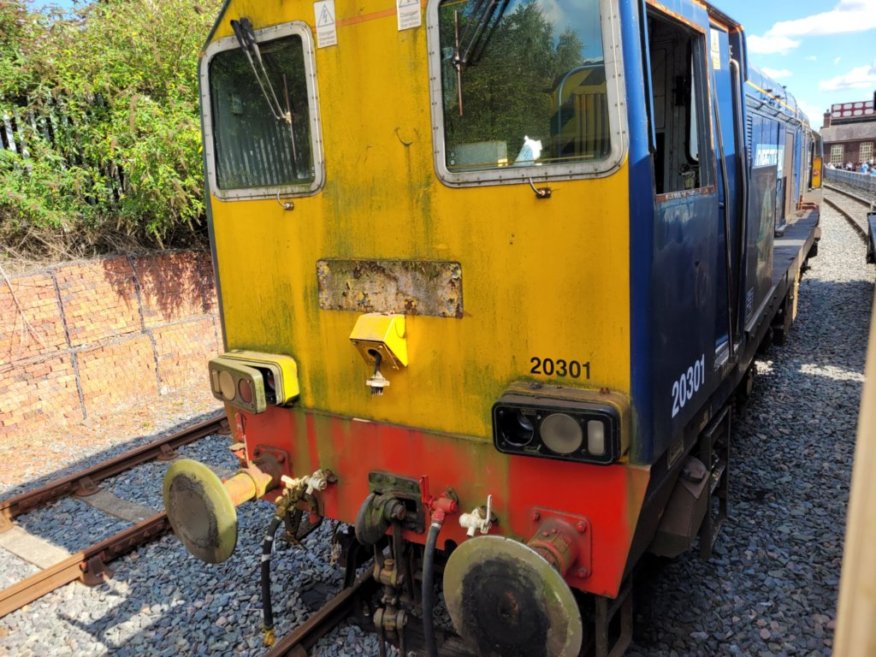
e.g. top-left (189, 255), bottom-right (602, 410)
top-left (811, 156), bottom-right (823, 188)
top-left (206, 0), bottom-right (631, 440)
top-left (349, 313), bottom-right (409, 368)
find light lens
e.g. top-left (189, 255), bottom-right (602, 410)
top-left (218, 370), bottom-right (236, 401)
top-left (238, 378), bottom-right (253, 403)
top-left (497, 409), bottom-right (536, 447)
top-left (587, 420), bottom-right (606, 456)
top-left (540, 413), bottom-right (583, 455)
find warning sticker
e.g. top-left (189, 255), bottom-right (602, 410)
top-left (314, 0), bottom-right (338, 48)
top-left (397, 0), bottom-right (421, 31)
top-left (710, 29), bottom-right (721, 70)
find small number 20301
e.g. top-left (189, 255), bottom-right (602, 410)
top-left (530, 357), bottom-right (591, 379)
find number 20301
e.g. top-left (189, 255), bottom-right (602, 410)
top-left (671, 354), bottom-right (705, 418)
top-left (530, 357), bottom-right (590, 379)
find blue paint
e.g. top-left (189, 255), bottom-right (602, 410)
top-left (623, 0), bottom-right (655, 463)
top-left (624, 0), bottom-right (816, 464)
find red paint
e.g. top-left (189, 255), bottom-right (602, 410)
top-left (234, 406), bottom-right (650, 598)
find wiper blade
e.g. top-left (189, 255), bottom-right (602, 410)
top-left (230, 17), bottom-right (290, 124)
top-left (452, 0), bottom-right (509, 71)
top-left (450, 0), bottom-right (509, 116)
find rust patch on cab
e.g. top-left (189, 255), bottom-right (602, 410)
top-left (316, 260), bottom-right (463, 318)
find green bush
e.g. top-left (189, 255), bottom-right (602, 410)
top-left (0, 0), bottom-right (222, 256)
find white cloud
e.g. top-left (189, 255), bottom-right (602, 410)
top-left (748, 0), bottom-right (876, 54)
top-left (748, 35), bottom-right (800, 55)
top-left (819, 60), bottom-right (876, 90)
top-left (834, 56), bottom-right (843, 65)
top-left (761, 67), bottom-right (794, 79)
top-left (798, 101), bottom-right (826, 126)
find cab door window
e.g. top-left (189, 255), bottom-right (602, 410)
top-left (647, 12), bottom-right (711, 195)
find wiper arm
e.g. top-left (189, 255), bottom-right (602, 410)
top-left (452, 0), bottom-right (509, 71)
top-left (450, 0), bottom-right (509, 116)
top-left (230, 18), bottom-right (290, 125)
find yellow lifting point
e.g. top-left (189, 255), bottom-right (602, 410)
top-left (349, 313), bottom-right (409, 369)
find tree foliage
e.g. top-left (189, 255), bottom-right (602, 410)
top-left (440, 0), bottom-right (586, 161)
top-left (0, 0), bottom-right (222, 257)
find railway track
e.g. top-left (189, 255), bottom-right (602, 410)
top-left (0, 409), bottom-right (459, 656)
top-left (824, 184), bottom-right (875, 243)
top-left (0, 412), bottom-right (226, 617)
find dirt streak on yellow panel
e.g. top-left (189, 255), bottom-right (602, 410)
top-left (207, 0), bottom-right (631, 440)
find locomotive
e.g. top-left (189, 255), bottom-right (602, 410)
top-left (163, 0), bottom-right (822, 654)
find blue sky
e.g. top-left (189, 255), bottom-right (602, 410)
top-left (29, 0), bottom-right (875, 128)
top-left (726, 0), bottom-right (876, 127)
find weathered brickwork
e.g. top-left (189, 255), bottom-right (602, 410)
top-left (135, 252), bottom-right (209, 328)
top-left (78, 336), bottom-right (159, 409)
top-left (0, 252), bottom-right (220, 436)
top-left (55, 258), bottom-right (141, 347)
top-left (199, 254), bottom-right (219, 315)
top-left (153, 318), bottom-right (218, 392)
top-left (0, 356), bottom-right (80, 431)
top-left (0, 273), bottom-right (68, 364)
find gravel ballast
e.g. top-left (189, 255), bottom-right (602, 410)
top-left (0, 203), bottom-right (870, 657)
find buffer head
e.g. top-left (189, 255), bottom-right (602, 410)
top-left (163, 459), bottom-right (238, 563)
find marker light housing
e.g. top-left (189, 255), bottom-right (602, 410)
top-left (208, 350), bottom-right (300, 413)
top-left (492, 384), bottom-right (629, 465)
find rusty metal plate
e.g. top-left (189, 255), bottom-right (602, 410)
top-left (317, 260), bottom-right (463, 318)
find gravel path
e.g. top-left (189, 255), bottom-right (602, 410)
top-left (0, 204), bottom-right (870, 657)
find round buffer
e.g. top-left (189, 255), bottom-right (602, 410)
top-left (163, 459), bottom-right (237, 563)
top-left (443, 535), bottom-right (583, 657)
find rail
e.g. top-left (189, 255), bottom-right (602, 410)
top-left (262, 572), bottom-right (379, 657)
top-left (823, 186), bottom-right (873, 244)
top-left (0, 411), bottom-right (226, 617)
top-left (0, 412), bottom-right (226, 531)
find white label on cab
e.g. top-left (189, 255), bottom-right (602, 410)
top-left (314, 0), bottom-right (338, 48)
top-left (397, 0), bottom-right (421, 30)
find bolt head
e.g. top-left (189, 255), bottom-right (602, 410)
top-left (576, 521), bottom-right (587, 533)
top-left (576, 567), bottom-right (590, 578)
top-left (532, 511), bottom-right (541, 521)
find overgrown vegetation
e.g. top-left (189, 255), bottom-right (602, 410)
top-left (0, 0), bottom-right (222, 260)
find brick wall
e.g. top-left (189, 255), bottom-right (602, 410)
top-left (0, 252), bottom-right (221, 436)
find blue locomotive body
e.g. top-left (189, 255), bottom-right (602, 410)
top-left (622, 0), bottom-right (819, 468)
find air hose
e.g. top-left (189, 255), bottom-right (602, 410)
top-left (261, 511), bottom-right (284, 646)
top-left (422, 520), bottom-right (442, 657)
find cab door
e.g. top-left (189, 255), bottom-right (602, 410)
top-left (646, 7), bottom-right (721, 455)
top-left (707, 22), bottom-right (745, 351)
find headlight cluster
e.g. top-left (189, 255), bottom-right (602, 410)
top-left (492, 389), bottom-right (623, 464)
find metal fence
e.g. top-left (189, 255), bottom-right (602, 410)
top-left (826, 167), bottom-right (876, 196)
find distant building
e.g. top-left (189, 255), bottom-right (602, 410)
top-left (822, 98), bottom-right (876, 167)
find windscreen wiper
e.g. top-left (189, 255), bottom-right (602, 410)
top-left (452, 0), bottom-right (509, 70)
top-left (230, 18), bottom-right (290, 125)
top-left (451, 0), bottom-right (509, 115)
